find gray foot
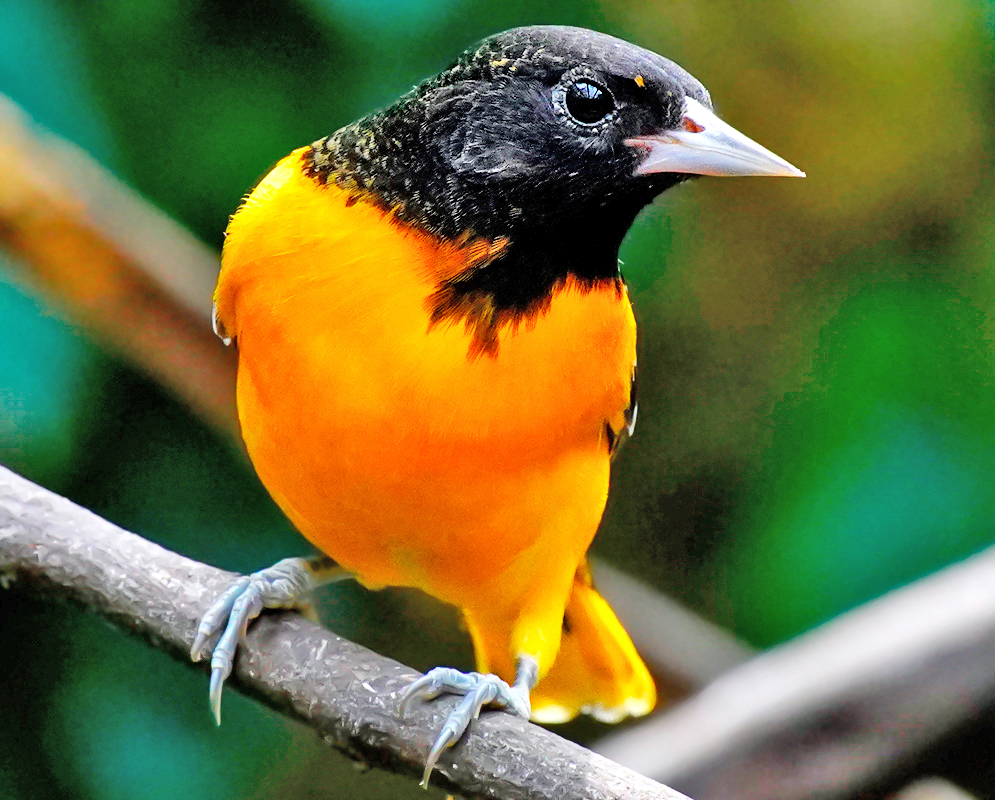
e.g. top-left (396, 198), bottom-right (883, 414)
top-left (190, 556), bottom-right (341, 724)
top-left (401, 657), bottom-right (537, 788)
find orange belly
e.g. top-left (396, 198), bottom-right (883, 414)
top-left (216, 150), bottom-right (637, 620)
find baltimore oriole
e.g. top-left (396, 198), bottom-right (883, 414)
top-left (190, 25), bottom-right (802, 785)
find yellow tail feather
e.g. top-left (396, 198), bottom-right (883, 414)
top-left (530, 565), bottom-right (656, 724)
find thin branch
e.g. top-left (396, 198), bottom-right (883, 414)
top-left (0, 94), bottom-right (237, 439)
top-left (895, 779), bottom-right (980, 800)
top-left (0, 463), bottom-right (691, 800)
top-left (595, 543), bottom-right (995, 800)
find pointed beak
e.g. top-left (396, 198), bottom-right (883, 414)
top-left (626, 97), bottom-right (805, 178)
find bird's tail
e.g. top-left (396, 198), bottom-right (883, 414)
top-left (530, 561), bottom-right (656, 724)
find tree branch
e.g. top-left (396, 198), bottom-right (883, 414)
top-left (0, 462), bottom-right (691, 800)
top-left (595, 543), bottom-right (995, 799)
top-left (0, 93), bottom-right (237, 439)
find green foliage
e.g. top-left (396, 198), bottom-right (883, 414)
top-left (723, 276), bottom-right (995, 644)
top-left (0, 269), bottom-right (95, 486)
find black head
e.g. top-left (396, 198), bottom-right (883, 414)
top-left (410, 26), bottom-right (715, 233)
top-left (309, 27), bottom-right (714, 240)
top-left (306, 26), bottom-right (801, 328)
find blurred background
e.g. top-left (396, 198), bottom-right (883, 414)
top-left (1, 0), bottom-right (993, 798)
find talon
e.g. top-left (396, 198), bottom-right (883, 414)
top-left (189, 577), bottom-right (251, 662)
top-left (189, 557), bottom-right (342, 725)
top-left (209, 666), bottom-right (226, 725)
top-left (421, 725), bottom-right (458, 789)
top-left (400, 674), bottom-right (439, 715)
top-left (190, 631), bottom-right (209, 662)
top-left (400, 668), bottom-right (464, 713)
top-left (403, 663), bottom-right (535, 788)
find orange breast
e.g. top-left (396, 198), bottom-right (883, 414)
top-left (216, 149), bottom-right (637, 614)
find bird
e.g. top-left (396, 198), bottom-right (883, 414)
top-left (189, 24), bottom-right (803, 787)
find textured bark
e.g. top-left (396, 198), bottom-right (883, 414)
top-left (0, 463), bottom-right (691, 800)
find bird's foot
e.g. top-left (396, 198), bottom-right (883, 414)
top-left (401, 657), bottom-right (537, 789)
top-left (190, 556), bottom-right (344, 724)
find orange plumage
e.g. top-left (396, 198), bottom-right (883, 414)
top-left (195, 27), bottom-right (801, 780)
top-left (215, 148), bottom-right (655, 721)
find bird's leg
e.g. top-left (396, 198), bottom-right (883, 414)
top-left (190, 554), bottom-right (350, 724)
top-left (401, 654), bottom-right (539, 788)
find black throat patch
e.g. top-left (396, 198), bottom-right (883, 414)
top-left (422, 226), bottom-right (626, 357)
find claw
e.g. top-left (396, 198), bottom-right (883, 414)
top-left (400, 668), bottom-right (472, 714)
top-left (190, 557), bottom-right (329, 724)
top-left (400, 673), bottom-right (442, 715)
top-left (190, 577), bottom-right (250, 661)
top-left (403, 665), bottom-right (533, 788)
top-left (209, 666), bottom-right (226, 725)
top-left (421, 725), bottom-right (458, 789)
top-left (190, 630), bottom-right (210, 663)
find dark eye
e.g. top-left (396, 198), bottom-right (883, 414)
top-left (565, 80), bottom-right (614, 124)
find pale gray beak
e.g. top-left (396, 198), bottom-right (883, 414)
top-left (626, 97), bottom-right (805, 178)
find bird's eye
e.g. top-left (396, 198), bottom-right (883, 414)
top-left (565, 80), bottom-right (614, 124)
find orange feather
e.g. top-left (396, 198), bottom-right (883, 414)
top-left (215, 148), bottom-right (653, 718)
